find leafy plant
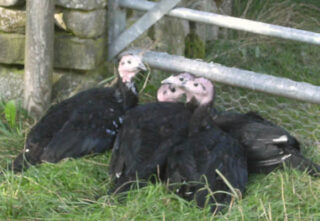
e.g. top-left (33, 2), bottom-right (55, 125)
top-left (4, 100), bottom-right (16, 129)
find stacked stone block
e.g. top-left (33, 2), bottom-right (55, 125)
top-left (0, 0), bottom-right (108, 70)
top-left (0, 0), bottom-right (108, 100)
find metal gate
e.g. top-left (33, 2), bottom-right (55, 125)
top-left (23, 0), bottom-right (320, 118)
top-left (108, 0), bottom-right (320, 104)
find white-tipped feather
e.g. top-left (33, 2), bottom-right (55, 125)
top-left (113, 121), bottom-right (119, 128)
top-left (118, 116), bottom-right (124, 124)
top-left (281, 154), bottom-right (292, 161)
top-left (273, 135), bottom-right (288, 143)
top-left (106, 129), bottom-right (116, 136)
top-left (116, 172), bottom-right (122, 178)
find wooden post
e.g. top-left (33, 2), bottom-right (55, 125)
top-left (24, 0), bottom-right (55, 119)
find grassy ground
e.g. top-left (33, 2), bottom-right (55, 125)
top-left (1, 0), bottom-right (320, 220)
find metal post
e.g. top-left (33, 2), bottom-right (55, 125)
top-left (108, 0), bottom-right (181, 60)
top-left (24, 0), bottom-right (55, 119)
top-left (129, 49), bottom-right (320, 104)
top-left (108, 0), bottom-right (126, 49)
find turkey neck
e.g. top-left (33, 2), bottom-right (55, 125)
top-left (114, 77), bottom-right (139, 111)
top-left (188, 102), bottom-right (213, 136)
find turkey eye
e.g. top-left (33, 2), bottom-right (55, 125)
top-left (127, 60), bottom-right (131, 64)
top-left (170, 87), bottom-right (176, 93)
top-left (179, 77), bottom-right (184, 81)
top-left (194, 83), bottom-right (198, 87)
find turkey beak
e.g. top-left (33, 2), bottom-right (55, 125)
top-left (161, 76), bottom-right (175, 85)
top-left (138, 62), bottom-right (147, 71)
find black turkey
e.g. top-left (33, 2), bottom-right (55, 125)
top-left (164, 73), bottom-right (320, 176)
top-left (109, 83), bottom-right (193, 193)
top-left (211, 110), bottom-right (320, 175)
top-left (163, 76), bottom-right (247, 212)
top-left (12, 53), bottom-right (146, 172)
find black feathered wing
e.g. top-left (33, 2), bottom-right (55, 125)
top-left (166, 126), bottom-right (248, 211)
top-left (39, 104), bottom-right (121, 163)
top-left (212, 110), bottom-right (320, 176)
top-left (109, 102), bottom-right (192, 193)
top-left (12, 84), bottom-right (138, 172)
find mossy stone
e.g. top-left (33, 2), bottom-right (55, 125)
top-left (61, 8), bottom-right (107, 38)
top-left (184, 32), bottom-right (206, 59)
top-left (0, 33), bottom-right (107, 70)
top-left (0, 65), bottom-right (24, 101)
top-left (55, 0), bottom-right (107, 10)
top-left (0, 33), bottom-right (24, 64)
top-left (54, 34), bottom-right (107, 70)
top-left (0, 7), bottom-right (26, 33)
top-left (0, 0), bottom-right (24, 7)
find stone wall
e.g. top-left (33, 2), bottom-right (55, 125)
top-left (0, 0), bottom-right (108, 70)
top-left (0, 0), bottom-right (108, 101)
top-left (0, 0), bottom-right (232, 101)
top-left (129, 0), bottom-right (233, 59)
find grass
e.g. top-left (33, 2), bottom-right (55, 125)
top-left (1, 0), bottom-right (320, 220)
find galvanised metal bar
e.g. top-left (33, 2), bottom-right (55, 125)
top-left (129, 49), bottom-right (320, 104)
top-left (120, 0), bottom-right (320, 46)
top-left (108, 0), bottom-right (181, 60)
top-left (108, 0), bottom-right (126, 48)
